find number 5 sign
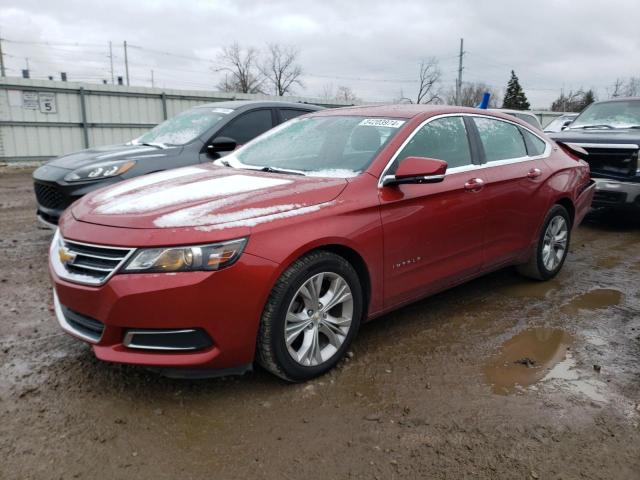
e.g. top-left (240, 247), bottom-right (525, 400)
top-left (39, 92), bottom-right (57, 114)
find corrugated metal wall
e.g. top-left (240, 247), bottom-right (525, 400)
top-left (0, 78), bottom-right (356, 163)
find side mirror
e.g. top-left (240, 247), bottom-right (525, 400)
top-left (382, 156), bottom-right (448, 187)
top-left (560, 119), bottom-right (573, 131)
top-left (207, 136), bottom-right (237, 153)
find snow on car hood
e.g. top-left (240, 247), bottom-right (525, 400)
top-left (72, 165), bottom-right (348, 229)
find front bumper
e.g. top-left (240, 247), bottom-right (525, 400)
top-left (33, 167), bottom-right (121, 225)
top-left (592, 178), bottom-right (640, 210)
top-left (51, 251), bottom-right (280, 372)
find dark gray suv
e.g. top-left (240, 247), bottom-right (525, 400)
top-left (32, 100), bottom-right (322, 226)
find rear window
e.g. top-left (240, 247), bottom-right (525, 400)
top-left (521, 129), bottom-right (546, 156)
top-left (474, 117), bottom-right (527, 161)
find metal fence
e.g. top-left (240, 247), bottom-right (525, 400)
top-left (0, 77), bottom-right (567, 164)
top-left (0, 78), bottom-right (357, 163)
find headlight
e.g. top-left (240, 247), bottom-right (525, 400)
top-left (64, 160), bottom-right (136, 182)
top-left (123, 238), bottom-right (247, 273)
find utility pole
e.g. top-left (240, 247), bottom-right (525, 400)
top-left (455, 38), bottom-right (464, 105)
top-left (109, 41), bottom-right (115, 84)
top-left (151, 69), bottom-right (155, 88)
top-left (0, 29), bottom-right (6, 77)
top-left (123, 40), bottom-right (130, 86)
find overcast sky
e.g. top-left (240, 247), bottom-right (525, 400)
top-left (0, 0), bottom-right (638, 108)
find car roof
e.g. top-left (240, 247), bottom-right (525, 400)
top-left (193, 100), bottom-right (324, 111)
top-left (590, 97), bottom-right (640, 103)
top-left (310, 104), bottom-right (538, 125)
top-left (489, 108), bottom-right (536, 117)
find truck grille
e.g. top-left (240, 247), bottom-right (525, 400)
top-left (34, 182), bottom-right (68, 210)
top-left (580, 146), bottom-right (638, 178)
top-left (51, 231), bottom-right (135, 286)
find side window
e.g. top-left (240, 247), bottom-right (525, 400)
top-left (394, 116), bottom-right (472, 170)
top-left (520, 128), bottom-right (547, 156)
top-left (217, 109), bottom-right (273, 145)
top-left (279, 109), bottom-right (310, 122)
top-left (474, 117), bottom-right (527, 162)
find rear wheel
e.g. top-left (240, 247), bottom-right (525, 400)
top-left (517, 204), bottom-right (571, 280)
top-left (257, 251), bottom-right (362, 382)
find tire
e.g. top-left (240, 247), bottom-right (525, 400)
top-left (517, 204), bottom-right (571, 281)
top-left (257, 251), bottom-right (363, 382)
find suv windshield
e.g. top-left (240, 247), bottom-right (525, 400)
top-left (225, 116), bottom-right (405, 177)
top-left (134, 107), bottom-right (233, 146)
top-left (570, 100), bottom-right (640, 129)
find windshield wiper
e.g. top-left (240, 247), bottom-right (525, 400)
top-left (573, 124), bottom-right (615, 130)
top-left (626, 125), bottom-right (640, 129)
top-left (140, 141), bottom-right (167, 149)
top-left (259, 166), bottom-right (306, 176)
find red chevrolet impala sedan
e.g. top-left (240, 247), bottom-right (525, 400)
top-left (49, 105), bottom-right (595, 381)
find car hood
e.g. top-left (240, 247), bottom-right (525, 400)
top-left (44, 143), bottom-right (180, 170)
top-left (72, 165), bottom-right (348, 229)
top-left (549, 129), bottom-right (640, 145)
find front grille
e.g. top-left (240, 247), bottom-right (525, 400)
top-left (593, 190), bottom-right (627, 206)
top-left (55, 235), bottom-right (135, 285)
top-left (34, 182), bottom-right (68, 210)
top-left (60, 304), bottom-right (104, 341)
top-left (582, 147), bottom-right (638, 178)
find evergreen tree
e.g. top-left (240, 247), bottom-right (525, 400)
top-left (581, 89), bottom-right (596, 109)
top-left (502, 70), bottom-right (530, 110)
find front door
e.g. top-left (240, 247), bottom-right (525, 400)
top-left (379, 116), bottom-right (488, 309)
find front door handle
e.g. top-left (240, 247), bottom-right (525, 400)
top-left (464, 177), bottom-right (485, 192)
top-left (526, 168), bottom-right (542, 179)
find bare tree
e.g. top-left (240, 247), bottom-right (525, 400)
top-left (445, 82), bottom-right (500, 107)
top-left (216, 43), bottom-right (264, 94)
top-left (334, 85), bottom-right (359, 103)
top-left (609, 78), bottom-right (624, 98)
top-left (414, 58), bottom-right (441, 104)
top-left (260, 43), bottom-right (303, 96)
top-left (319, 83), bottom-right (335, 102)
top-left (607, 77), bottom-right (640, 98)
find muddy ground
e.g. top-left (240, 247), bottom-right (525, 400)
top-left (1, 167), bottom-right (639, 480)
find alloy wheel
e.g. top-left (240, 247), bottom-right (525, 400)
top-left (284, 272), bottom-right (353, 367)
top-left (542, 215), bottom-right (568, 271)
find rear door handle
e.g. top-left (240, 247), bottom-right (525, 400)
top-left (526, 168), bottom-right (542, 179)
top-left (464, 177), bottom-right (485, 192)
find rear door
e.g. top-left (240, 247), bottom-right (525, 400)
top-left (471, 116), bottom-right (552, 266)
top-left (379, 115), bottom-right (488, 308)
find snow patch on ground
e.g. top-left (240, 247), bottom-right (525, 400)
top-left (95, 175), bottom-right (291, 215)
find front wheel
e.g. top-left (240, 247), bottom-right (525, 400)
top-left (256, 251), bottom-right (363, 382)
top-left (517, 204), bottom-right (571, 280)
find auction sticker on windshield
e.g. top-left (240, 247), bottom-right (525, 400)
top-left (358, 118), bottom-right (405, 128)
top-left (211, 108), bottom-right (234, 114)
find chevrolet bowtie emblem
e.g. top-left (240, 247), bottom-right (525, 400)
top-left (58, 246), bottom-right (76, 265)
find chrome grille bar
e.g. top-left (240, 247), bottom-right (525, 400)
top-left (50, 230), bottom-right (136, 286)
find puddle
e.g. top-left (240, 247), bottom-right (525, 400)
top-left (542, 351), bottom-right (608, 403)
top-left (484, 328), bottom-right (572, 395)
top-left (561, 289), bottom-right (623, 314)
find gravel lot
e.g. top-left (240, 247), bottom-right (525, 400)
top-left (1, 167), bottom-right (639, 479)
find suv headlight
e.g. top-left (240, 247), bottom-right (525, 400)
top-left (64, 160), bottom-right (136, 182)
top-left (123, 238), bottom-right (247, 273)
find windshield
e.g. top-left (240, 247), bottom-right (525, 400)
top-left (134, 107), bottom-right (233, 146)
top-left (570, 100), bottom-right (640, 129)
top-left (225, 116), bottom-right (405, 177)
